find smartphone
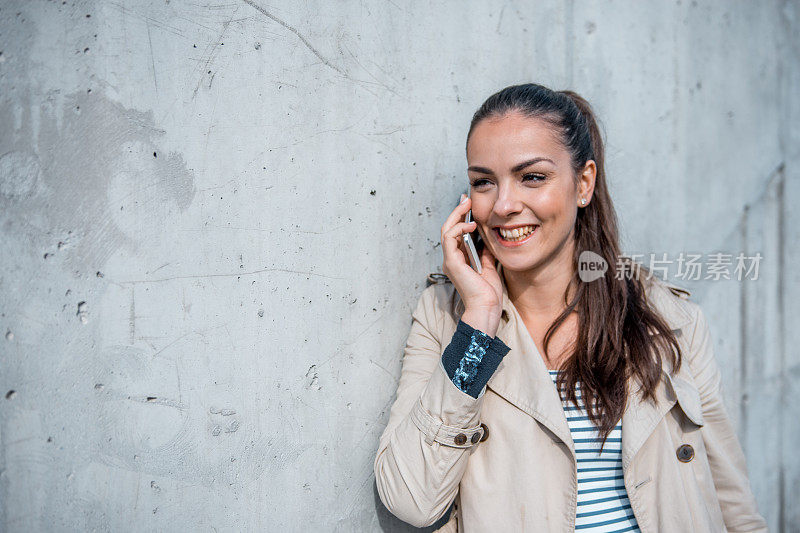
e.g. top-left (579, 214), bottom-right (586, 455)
top-left (462, 188), bottom-right (482, 273)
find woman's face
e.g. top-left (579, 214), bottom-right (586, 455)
top-left (466, 111), bottom-right (595, 274)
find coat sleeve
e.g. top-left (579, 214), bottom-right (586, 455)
top-left (442, 318), bottom-right (510, 398)
top-left (687, 304), bottom-right (768, 532)
top-left (373, 285), bottom-right (498, 528)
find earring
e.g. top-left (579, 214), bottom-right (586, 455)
top-left (580, 198), bottom-right (587, 205)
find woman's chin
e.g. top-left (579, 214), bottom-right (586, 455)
top-left (493, 253), bottom-right (543, 273)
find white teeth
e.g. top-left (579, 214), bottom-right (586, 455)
top-left (498, 225), bottom-right (536, 241)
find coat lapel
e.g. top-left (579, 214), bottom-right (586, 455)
top-left (481, 263), bottom-right (699, 469)
top-left (485, 265), bottom-right (575, 454)
top-left (620, 274), bottom-right (699, 471)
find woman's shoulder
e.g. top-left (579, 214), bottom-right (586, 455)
top-left (634, 262), bottom-right (703, 333)
top-left (414, 273), bottom-right (463, 325)
top-left (616, 254), bottom-right (704, 332)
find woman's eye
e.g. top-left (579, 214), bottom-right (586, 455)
top-left (471, 179), bottom-right (491, 187)
top-left (522, 173), bottom-right (546, 183)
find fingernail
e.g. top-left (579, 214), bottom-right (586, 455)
top-left (460, 194), bottom-right (467, 203)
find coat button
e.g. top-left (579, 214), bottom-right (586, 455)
top-left (676, 444), bottom-right (694, 462)
top-left (454, 433), bottom-right (467, 445)
top-left (479, 423), bottom-right (489, 442)
top-left (471, 432), bottom-right (481, 444)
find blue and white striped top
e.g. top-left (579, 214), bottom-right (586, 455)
top-left (548, 370), bottom-right (641, 532)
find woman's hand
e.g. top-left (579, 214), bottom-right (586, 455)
top-left (440, 194), bottom-right (504, 336)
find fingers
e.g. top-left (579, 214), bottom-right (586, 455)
top-left (441, 194), bottom-right (472, 239)
top-left (444, 220), bottom-right (477, 239)
top-left (442, 224), bottom-right (478, 278)
top-left (442, 221), bottom-right (477, 259)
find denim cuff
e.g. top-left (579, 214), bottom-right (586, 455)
top-left (441, 319), bottom-right (511, 398)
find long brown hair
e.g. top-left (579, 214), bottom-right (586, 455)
top-left (466, 84), bottom-right (683, 447)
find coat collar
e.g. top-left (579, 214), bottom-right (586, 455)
top-left (484, 260), bottom-right (702, 471)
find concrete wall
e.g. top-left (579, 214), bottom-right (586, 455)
top-left (1, 0), bottom-right (797, 531)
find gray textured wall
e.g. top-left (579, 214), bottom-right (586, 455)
top-left (1, 0), bottom-right (797, 531)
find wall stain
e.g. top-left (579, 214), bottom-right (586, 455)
top-left (0, 89), bottom-right (197, 277)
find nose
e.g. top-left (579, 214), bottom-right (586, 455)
top-left (491, 182), bottom-right (523, 219)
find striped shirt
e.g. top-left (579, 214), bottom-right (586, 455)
top-left (548, 370), bottom-right (641, 532)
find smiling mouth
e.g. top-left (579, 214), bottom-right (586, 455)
top-left (494, 225), bottom-right (538, 243)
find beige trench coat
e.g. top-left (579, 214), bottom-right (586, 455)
top-left (374, 265), bottom-right (767, 532)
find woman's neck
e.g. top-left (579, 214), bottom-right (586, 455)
top-left (502, 245), bottom-right (577, 320)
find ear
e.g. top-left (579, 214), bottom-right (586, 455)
top-left (577, 160), bottom-right (597, 206)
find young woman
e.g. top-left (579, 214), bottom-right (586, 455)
top-left (373, 84), bottom-right (767, 532)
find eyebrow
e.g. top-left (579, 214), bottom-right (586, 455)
top-left (467, 157), bottom-right (555, 175)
